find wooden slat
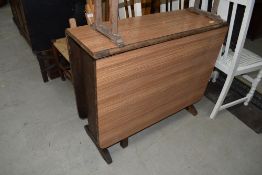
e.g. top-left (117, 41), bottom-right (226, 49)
top-left (53, 38), bottom-right (70, 62)
top-left (85, 0), bottom-right (94, 25)
top-left (109, 0), bottom-right (118, 34)
top-left (211, 0), bottom-right (220, 14)
top-left (194, 0), bottom-right (201, 8)
top-left (94, 0), bottom-right (102, 26)
top-left (66, 10), bottom-right (226, 59)
top-left (69, 18), bottom-right (77, 28)
top-left (96, 27), bottom-right (228, 148)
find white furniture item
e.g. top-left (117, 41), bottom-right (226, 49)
top-left (119, 0), bottom-right (142, 19)
top-left (160, 0), bottom-right (185, 12)
top-left (208, 0), bottom-right (262, 119)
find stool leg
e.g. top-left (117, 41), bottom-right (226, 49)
top-left (36, 54), bottom-right (49, 82)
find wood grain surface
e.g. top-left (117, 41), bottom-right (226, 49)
top-left (68, 37), bottom-right (98, 137)
top-left (67, 9), bottom-right (228, 149)
top-left (95, 27), bottom-right (227, 148)
top-left (66, 9), bottom-right (226, 59)
top-left (53, 38), bottom-right (69, 61)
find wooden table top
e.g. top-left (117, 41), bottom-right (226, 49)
top-left (66, 9), bottom-right (227, 59)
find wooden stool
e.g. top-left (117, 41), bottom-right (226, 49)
top-left (52, 38), bottom-right (72, 81)
top-left (52, 18), bottom-right (77, 81)
top-left (35, 50), bottom-right (60, 82)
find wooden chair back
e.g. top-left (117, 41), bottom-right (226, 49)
top-left (85, 0), bottom-right (94, 25)
top-left (85, 0), bottom-right (142, 22)
top-left (69, 18), bottom-right (77, 28)
top-left (83, 0), bottom-right (143, 46)
top-left (160, 0), bottom-right (185, 12)
top-left (189, 0), bottom-right (220, 13)
top-left (119, 0), bottom-right (142, 19)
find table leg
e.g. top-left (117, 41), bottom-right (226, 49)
top-left (120, 138), bottom-right (128, 148)
top-left (84, 125), bottom-right (112, 164)
top-left (186, 105), bottom-right (198, 116)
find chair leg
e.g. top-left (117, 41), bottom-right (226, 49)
top-left (212, 70), bottom-right (220, 83)
top-left (210, 74), bottom-right (235, 119)
top-left (37, 56), bottom-right (49, 82)
top-left (244, 69), bottom-right (262, 106)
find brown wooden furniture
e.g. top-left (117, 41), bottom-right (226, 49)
top-left (9, 0), bottom-right (31, 46)
top-left (67, 8), bottom-right (227, 164)
top-left (0, 0), bottom-right (7, 7)
top-left (52, 18), bottom-right (78, 81)
top-left (9, 0), bottom-right (86, 82)
top-left (52, 38), bottom-right (72, 81)
top-left (53, 0), bottom-right (143, 81)
top-left (85, 0), bottom-right (94, 25)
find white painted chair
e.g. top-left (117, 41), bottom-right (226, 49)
top-left (160, 0), bottom-right (185, 12)
top-left (203, 0), bottom-right (262, 119)
top-left (118, 0), bottom-right (142, 19)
